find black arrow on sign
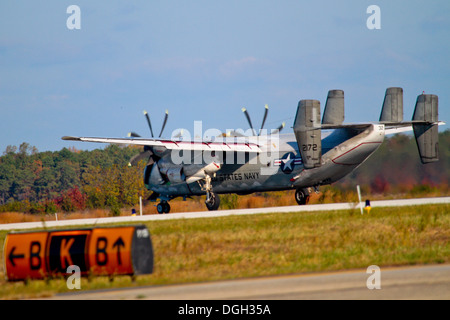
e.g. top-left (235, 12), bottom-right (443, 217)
top-left (112, 237), bottom-right (125, 265)
top-left (9, 247), bottom-right (25, 267)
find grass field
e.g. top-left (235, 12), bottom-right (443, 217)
top-left (0, 203), bottom-right (449, 299)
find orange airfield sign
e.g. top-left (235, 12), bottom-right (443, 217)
top-left (87, 227), bottom-right (135, 275)
top-left (4, 232), bottom-right (49, 281)
top-left (46, 229), bottom-right (91, 276)
top-left (3, 225), bottom-right (153, 281)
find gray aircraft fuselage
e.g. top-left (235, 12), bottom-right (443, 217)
top-left (147, 124), bottom-right (385, 197)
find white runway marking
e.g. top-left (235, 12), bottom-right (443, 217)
top-left (1, 196), bottom-right (449, 231)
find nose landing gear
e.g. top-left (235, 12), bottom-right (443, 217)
top-left (205, 192), bottom-right (220, 211)
top-left (203, 174), bottom-right (220, 211)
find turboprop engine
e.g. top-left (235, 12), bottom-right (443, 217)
top-left (148, 158), bottom-right (222, 186)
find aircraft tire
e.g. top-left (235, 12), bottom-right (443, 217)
top-left (163, 202), bottom-right (170, 213)
top-left (157, 202), bottom-right (170, 214)
top-left (295, 188), bottom-right (310, 205)
top-left (206, 193), bottom-right (220, 211)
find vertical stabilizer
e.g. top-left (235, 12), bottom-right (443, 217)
top-left (293, 100), bottom-right (322, 169)
top-left (412, 94), bottom-right (439, 163)
top-left (380, 87), bottom-right (403, 122)
top-left (322, 90), bottom-right (344, 125)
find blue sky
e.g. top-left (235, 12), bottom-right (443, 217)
top-left (1, 1), bottom-right (449, 152)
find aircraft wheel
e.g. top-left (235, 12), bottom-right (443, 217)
top-left (295, 188), bottom-right (310, 205)
top-left (163, 202), bottom-right (170, 214)
top-left (205, 193), bottom-right (220, 211)
top-left (157, 203), bottom-right (164, 214)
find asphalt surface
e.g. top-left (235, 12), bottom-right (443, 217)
top-left (49, 264), bottom-right (450, 300)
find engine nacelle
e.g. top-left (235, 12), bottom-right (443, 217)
top-left (160, 167), bottom-right (186, 183)
top-left (184, 162), bottom-right (222, 184)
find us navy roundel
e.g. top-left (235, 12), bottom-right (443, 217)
top-left (274, 152), bottom-right (302, 174)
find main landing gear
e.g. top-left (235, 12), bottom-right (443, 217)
top-left (295, 187), bottom-right (320, 205)
top-left (295, 188), bottom-right (310, 205)
top-left (156, 201), bottom-right (170, 214)
top-left (149, 192), bottom-right (171, 214)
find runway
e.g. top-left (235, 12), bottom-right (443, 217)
top-left (8, 198), bottom-right (448, 301)
top-left (1, 196), bottom-right (449, 231)
top-left (48, 264), bottom-right (450, 300)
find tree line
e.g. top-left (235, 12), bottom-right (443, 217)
top-left (0, 130), bottom-right (448, 214)
top-left (0, 143), bottom-right (149, 214)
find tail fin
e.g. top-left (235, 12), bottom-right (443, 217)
top-left (292, 88), bottom-right (442, 168)
top-left (322, 90), bottom-right (344, 125)
top-left (380, 87), bottom-right (403, 122)
top-left (293, 99), bottom-right (322, 169)
top-left (412, 94), bottom-right (439, 163)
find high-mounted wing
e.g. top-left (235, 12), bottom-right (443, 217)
top-left (61, 136), bottom-right (262, 153)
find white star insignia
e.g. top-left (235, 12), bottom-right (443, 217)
top-left (282, 153), bottom-right (294, 171)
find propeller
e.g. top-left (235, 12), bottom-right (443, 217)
top-left (241, 104), bottom-right (284, 136)
top-left (241, 107), bottom-right (255, 136)
top-left (158, 109), bottom-right (169, 138)
top-left (172, 129), bottom-right (185, 140)
top-left (259, 104), bottom-right (269, 136)
top-left (143, 111), bottom-right (154, 137)
top-left (128, 132), bottom-right (141, 138)
top-left (273, 122), bottom-right (285, 134)
top-left (127, 109), bottom-right (169, 166)
top-left (134, 109), bottom-right (169, 139)
top-left (128, 148), bottom-right (153, 167)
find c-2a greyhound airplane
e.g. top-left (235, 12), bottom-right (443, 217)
top-left (63, 87), bottom-right (443, 214)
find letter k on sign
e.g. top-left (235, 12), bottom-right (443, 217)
top-left (60, 238), bottom-right (75, 269)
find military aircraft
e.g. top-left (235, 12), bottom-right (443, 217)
top-left (63, 87), bottom-right (443, 214)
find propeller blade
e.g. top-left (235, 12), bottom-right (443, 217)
top-left (128, 150), bottom-right (153, 167)
top-left (173, 129), bottom-right (184, 140)
top-left (143, 110), bottom-right (154, 138)
top-left (259, 104), bottom-right (269, 136)
top-left (273, 122), bottom-right (285, 134)
top-left (128, 132), bottom-right (141, 138)
top-left (158, 109), bottom-right (169, 138)
top-left (242, 107), bottom-right (255, 135)
top-left (146, 156), bottom-right (155, 166)
top-left (221, 130), bottom-right (246, 138)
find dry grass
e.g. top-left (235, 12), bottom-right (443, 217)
top-left (0, 203), bottom-right (448, 299)
top-left (2, 187), bottom-right (448, 224)
top-left (0, 190), bottom-right (305, 224)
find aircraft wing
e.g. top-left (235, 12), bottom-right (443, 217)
top-left (61, 136), bottom-right (262, 152)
